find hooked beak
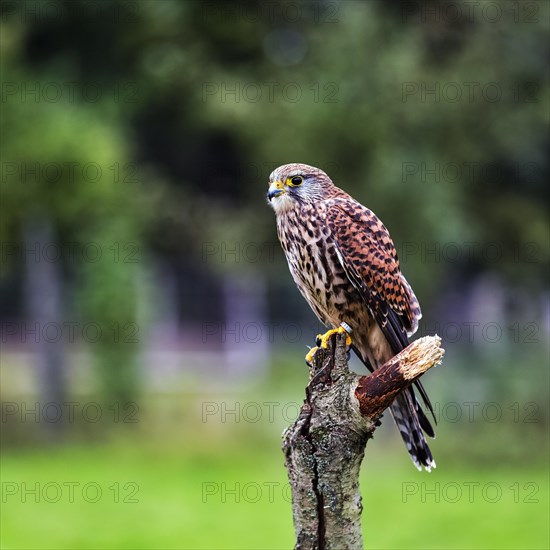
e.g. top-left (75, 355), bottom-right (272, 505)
top-left (267, 180), bottom-right (286, 201)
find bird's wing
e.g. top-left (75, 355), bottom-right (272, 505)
top-left (324, 197), bottom-right (434, 436)
top-left (324, 197), bottom-right (422, 349)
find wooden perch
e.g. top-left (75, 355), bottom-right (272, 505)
top-left (282, 333), bottom-right (444, 550)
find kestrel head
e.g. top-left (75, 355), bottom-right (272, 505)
top-left (267, 163), bottom-right (334, 213)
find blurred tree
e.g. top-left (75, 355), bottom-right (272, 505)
top-left (1, 0), bottom-right (548, 405)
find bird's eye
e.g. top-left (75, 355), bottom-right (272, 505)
top-left (288, 175), bottom-right (303, 186)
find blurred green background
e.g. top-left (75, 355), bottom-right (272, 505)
top-left (0, 1), bottom-right (548, 548)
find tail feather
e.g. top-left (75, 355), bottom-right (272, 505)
top-left (413, 380), bottom-right (437, 430)
top-left (352, 340), bottom-right (436, 471)
top-left (414, 390), bottom-right (436, 438)
top-left (390, 392), bottom-right (435, 472)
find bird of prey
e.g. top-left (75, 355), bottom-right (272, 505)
top-left (267, 163), bottom-right (436, 471)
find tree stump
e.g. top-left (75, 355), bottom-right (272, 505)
top-left (282, 333), bottom-right (444, 549)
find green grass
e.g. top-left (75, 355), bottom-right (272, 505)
top-left (1, 442), bottom-right (548, 549)
top-left (2, 351), bottom-right (548, 549)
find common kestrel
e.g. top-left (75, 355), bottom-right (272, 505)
top-left (267, 163), bottom-right (435, 471)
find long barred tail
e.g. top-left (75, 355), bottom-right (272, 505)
top-left (390, 391), bottom-right (435, 472)
top-left (351, 337), bottom-right (436, 471)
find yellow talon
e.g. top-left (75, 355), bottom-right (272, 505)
top-left (305, 346), bottom-right (319, 364)
top-left (319, 325), bottom-right (352, 348)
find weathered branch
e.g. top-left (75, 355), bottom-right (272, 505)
top-left (282, 334), bottom-right (444, 550)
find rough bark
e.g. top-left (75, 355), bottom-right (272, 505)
top-left (282, 333), bottom-right (444, 550)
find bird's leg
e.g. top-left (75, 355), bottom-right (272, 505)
top-left (305, 322), bottom-right (352, 364)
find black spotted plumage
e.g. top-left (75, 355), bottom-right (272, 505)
top-left (268, 163), bottom-right (436, 471)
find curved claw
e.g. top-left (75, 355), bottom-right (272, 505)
top-left (319, 325), bottom-right (352, 348)
top-left (305, 346), bottom-right (319, 365)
